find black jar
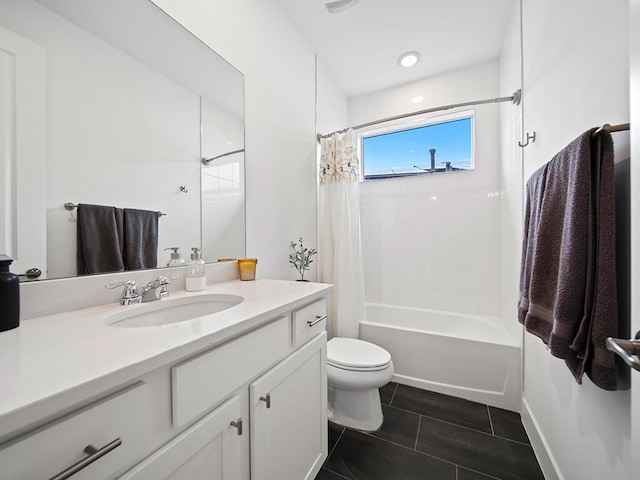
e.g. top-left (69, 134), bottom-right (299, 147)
top-left (0, 255), bottom-right (19, 332)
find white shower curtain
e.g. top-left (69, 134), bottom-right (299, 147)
top-left (318, 129), bottom-right (366, 339)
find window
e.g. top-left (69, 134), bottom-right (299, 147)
top-left (360, 111), bottom-right (474, 180)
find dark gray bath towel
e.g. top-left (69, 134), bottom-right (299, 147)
top-left (77, 204), bottom-right (125, 275)
top-left (123, 208), bottom-right (159, 270)
top-left (519, 129), bottom-right (618, 390)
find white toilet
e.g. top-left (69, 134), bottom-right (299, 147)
top-left (327, 337), bottom-right (394, 431)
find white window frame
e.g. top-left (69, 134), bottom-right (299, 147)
top-left (357, 109), bottom-right (476, 181)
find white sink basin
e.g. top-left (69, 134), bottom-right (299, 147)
top-left (103, 294), bottom-right (244, 328)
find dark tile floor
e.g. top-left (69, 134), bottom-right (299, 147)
top-left (315, 383), bottom-right (544, 480)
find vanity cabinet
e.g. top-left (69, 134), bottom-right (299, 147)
top-left (0, 285), bottom-right (329, 480)
top-left (251, 333), bottom-right (327, 480)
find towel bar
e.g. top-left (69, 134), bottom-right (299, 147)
top-left (64, 202), bottom-right (166, 216)
top-left (606, 334), bottom-right (640, 371)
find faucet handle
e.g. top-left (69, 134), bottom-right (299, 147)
top-left (158, 274), bottom-right (180, 285)
top-left (157, 274), bottom-right (179, 298)
top-left (105, 280), bottom-right (140, 304)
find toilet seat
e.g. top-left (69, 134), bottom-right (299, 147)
top-left (327, 338), bottom-right (392, 372)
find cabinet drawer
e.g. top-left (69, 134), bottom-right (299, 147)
top-left (292, 298), bottom-right (327, 348)
top-left (0, 383), bottom-right (148, 480)
top-left (172, 316), bottom-right (290, 428)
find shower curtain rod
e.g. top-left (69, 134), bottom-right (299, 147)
top-left (201, 148), bottom-right (245, 166)
top-left (316, 89), bottom-right (522, 142)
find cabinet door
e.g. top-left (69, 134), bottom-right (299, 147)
top-left (250, 332), bottom-right (327, 480)
top-left (120, 396), bottom-right (243, 480)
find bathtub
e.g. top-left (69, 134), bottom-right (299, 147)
top-left (360, 304), bottom-right (521, 411)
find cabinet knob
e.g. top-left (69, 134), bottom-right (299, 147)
top-left (48, 438), bottom-right (121, 480)
top-left (260, 393), bottom-right (272, 409)
top-left (230, 418), bottom-right (243, 436)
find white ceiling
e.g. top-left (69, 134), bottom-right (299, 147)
top-left (275, 0), bottom-right (515, 98)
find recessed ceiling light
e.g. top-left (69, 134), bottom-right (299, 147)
top-left (321, 0), bottom-right (360, 14)
top-left (411, 96), bottom-right (424, 104)
top-left (398, 51), bottom-right (420, 68)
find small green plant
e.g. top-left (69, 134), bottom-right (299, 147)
top-left (288, 237), bottom-right (317, 281)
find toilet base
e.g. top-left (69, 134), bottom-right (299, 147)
top-left (327, 385), bottom-right (384, 431)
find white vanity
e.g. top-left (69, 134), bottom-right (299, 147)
top-left (0, 279), bottom-right (331, 480)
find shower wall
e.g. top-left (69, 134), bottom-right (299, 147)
top-left (352, 60), bottom-right (503, 317)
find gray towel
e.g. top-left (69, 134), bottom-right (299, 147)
top-left (123, 208), bottom-right (159, 270)
top-left (77, 204), bottom-right (124, 275)
top-left (519, 129), bottom-right (618, 390)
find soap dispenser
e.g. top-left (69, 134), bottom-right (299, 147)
top-left (186, 247), bottom-right (206, 292)
top-left (0, 254), bottom-right (20, 332)
top-left (164, 247), bottom-right (186, 267)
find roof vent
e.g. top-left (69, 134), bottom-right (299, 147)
top-left (322, 0), bottom-right (360, 14)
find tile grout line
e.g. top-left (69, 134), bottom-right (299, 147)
top-left (382, 402), bottom-right (532, 447)
top-left (358, 428), bottom-right (459, 469)
top-left (326, 427), bottom-right (346, 462)
top-left (321, 466), bottom-right (352, 480)
top-left (383, 403), bottom-right (493, 436)
top-left (458, 465), bottom-right (503, 480)
top-left (388, 382), bottom-right (399, 405)
top-left (414, 414), bottom-right (422, 450)
top-left (487, 405), bottom-right (495, 435)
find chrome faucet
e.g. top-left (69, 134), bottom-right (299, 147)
top-left (105, 275), bottom-right (179, 305)
top-left (105, 280), bottom-right (142, 305)
top-left (141, 275), bottom-right (179, 302)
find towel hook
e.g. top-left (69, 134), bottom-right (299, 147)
top-left (518, 131), bottom-right (536, 148)
top-left (179, 185), bottom-right (189, 193)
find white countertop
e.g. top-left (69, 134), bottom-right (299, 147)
top-left (0, 279), bottom-right (332, 437)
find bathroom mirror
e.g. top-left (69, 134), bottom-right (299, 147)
top-left (0, 0), bottom-right (245, 280)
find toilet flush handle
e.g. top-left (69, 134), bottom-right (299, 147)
top-left (308, 314), bottom-right (327, 327)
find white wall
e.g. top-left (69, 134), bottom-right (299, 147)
top-left (316, 59), bottom-right (349, 137)
top-left (499, 2), bottom-right (524, 345)
top-left (314, 58), bottom-right (350, 282)
top-left (508, 1), bottom-right (632, 478)
top-left (352, 61), bottom-right (504, 317)
top-left (152, 0), bottom-right (318, 281)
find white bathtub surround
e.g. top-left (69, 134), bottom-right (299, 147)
top-left (353, 61), bottom-right (503, 318)
top-left (318, 129), bottom-right (366, 338)
top-left (360, 304), bottom-right (521, 411)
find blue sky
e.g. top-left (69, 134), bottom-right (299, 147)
top-left (362, 118), bottom-right (472, 174)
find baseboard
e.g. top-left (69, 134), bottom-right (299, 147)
top-left (521, 398), bottom-right (563, 480)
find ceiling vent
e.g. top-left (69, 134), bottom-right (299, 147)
top-left (322, 0), bottom-right (360, 14)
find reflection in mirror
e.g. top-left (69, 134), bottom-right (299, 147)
top-left (0, 0), bottom-right (245, 280)
top-left (201, 97), bottom-right (245, 262)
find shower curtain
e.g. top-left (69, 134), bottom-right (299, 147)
top-left (318, 129), bottom-right (366, 339)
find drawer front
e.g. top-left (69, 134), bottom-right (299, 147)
top-left (172, 316), bottom-right (290, 428)
top-left (0, 383), bottom-right (148, 480)
top-left (292, 298), bottom-right (327, 348)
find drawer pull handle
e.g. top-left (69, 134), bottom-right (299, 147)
top-left (49, 438), bottom-right (122, 480)
top-left (307, 314), bottom-right (327, 327)
top-left (230, 418), bottom-right (243, 436)
top-left (260, 393), bottom-right (272, 408)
